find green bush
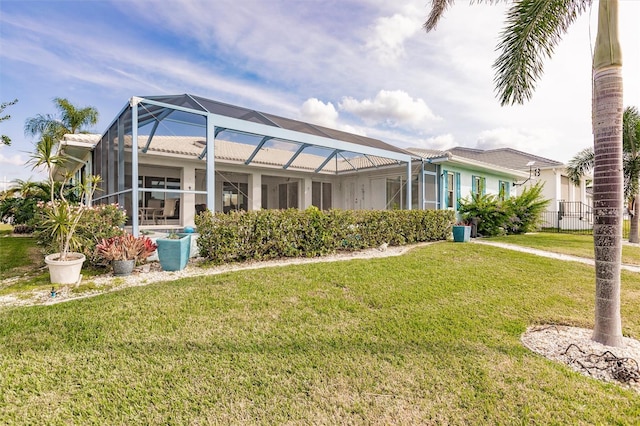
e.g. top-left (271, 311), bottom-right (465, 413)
top-left (195, 207), bottom-right (455, 264)
top-left (0, 197), bottom-right (40, 226)
top-left (459, 182), bottom-right (550, 236)
top-left (34, 203), bottom-right (127, 265)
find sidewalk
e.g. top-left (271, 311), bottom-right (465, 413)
top-left (472, 240), bottom-right (640, 273)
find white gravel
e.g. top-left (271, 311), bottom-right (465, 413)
top-left (522, 325), bottom-right (640, 392)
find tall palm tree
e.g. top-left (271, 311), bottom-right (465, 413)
top-left (24, 98), bottom-right (99, 202)
top-left (24, 97), bottom-right (98, 141)
top-left (567, 106), bottom-right (640, 244)
top-left (425, 0), bottom-right (624, 347)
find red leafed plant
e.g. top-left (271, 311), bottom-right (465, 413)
top-left (96, 233), bottom-right (157, 262)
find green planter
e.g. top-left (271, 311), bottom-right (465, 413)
top-left (157, 234), bottom-right (191, 271)
top-left (452, 225), bottom-right (471, 242)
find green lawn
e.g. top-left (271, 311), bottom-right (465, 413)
top-left (1, 242), bottom-right (639, 424)
top-left (0, 236), bottom-right (44, 280)
top-left (488, 232), bottom-right (640, 265)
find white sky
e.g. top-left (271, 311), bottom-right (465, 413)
top-left (1, 0), bottom-right (639, 189)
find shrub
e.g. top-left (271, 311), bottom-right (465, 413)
top-left (459, 182), bottom-right (550, 236)
top-left (96, 233), bottom-right (157, 262)
top-left (34, 203), bottom-right (127, 265)
top-left (0, 197), bottom-right (40, 226)
top-left (503, 183), bottom-right (550, 233)
top-left (195, 207), bottom-right (455, 264)
top-left (458, 193), bottom-right (508, 236)
top-left (12, 224), bottom-right (34, 234)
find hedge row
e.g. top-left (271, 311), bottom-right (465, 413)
top-left (194, 207), bottom-right (455, 264)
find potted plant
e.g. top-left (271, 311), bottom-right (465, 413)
top-left (452, 221), bottom-right (471, 243)
top-left (156, 230), bottom-right (191, 271)
top-left (96, 233), bottom-right (158, 276)
top-left (27, 135), bottom-right (102, 284)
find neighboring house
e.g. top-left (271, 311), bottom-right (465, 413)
top-left (408, 148), bottom-right (528, 212)
top-left (55, 94), bottom-right (530, 232)
top-left (449, 147), bottom-right (592, 229)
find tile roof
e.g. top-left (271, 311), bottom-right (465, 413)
top-left (63, 134), bottom-right (400, 174)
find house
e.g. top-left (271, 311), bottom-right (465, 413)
top-left (55, 94), bottom-right (531, 234)
top-left (448, 147), bottom-right (592, 229)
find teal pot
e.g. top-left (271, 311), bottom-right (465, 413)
top-left (112, 259), bottom-right (135, 276)
top-left (157, 234), bottom-right (191, 271)
top-left (452, 225), bottom-right (471, 243)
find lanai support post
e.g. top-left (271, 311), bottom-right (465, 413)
top-left (406, 161), bottom-right (412, 210)
top-left (131, 97), bottom-right (140, 236)
top-left (206, 116), bottom-right (216, 212)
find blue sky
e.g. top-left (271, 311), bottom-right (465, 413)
top-left (1, 0), bottom-right (639, 190)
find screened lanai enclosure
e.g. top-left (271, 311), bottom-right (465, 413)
top-left (90, 94), bottom-right (441, 234)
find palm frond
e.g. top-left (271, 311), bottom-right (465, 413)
top-left (54, 97), bottom-right (99, 134)
top-left (424, 0), bottom-right (505, 32)
top-left (424, 0), bottom-right (457, 32)
top-left (24, 113), bottom-right (65, 139)
top-left (565, 147), bottom-right (594, 185)
top-left (623, 106), bottom-right (640, 154)
top-left (494, 0), bottom-right (591, 105)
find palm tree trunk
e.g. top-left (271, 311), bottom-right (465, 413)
top-left (592, 65), bottom-right (624, 347)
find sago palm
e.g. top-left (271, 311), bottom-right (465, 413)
top-left (425, 0), bottom-right (624, 346)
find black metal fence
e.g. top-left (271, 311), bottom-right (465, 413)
top-left (540, 210), bottom-right (631, 239)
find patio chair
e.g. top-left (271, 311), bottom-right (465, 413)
top-left (153, 199), bottom-right (176, 225)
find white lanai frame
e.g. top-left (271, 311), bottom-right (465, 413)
top-left (128, 96), bottom-right (415, 236)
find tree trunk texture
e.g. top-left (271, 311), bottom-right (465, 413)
top-left (592, 66), bottom-right (624, 347)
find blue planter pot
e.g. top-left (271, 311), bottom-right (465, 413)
top-left (452, 225), bottom-right (471, 242)
top-left (157, 234), bottom-right (191, 271)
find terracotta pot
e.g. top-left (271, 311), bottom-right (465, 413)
top-left (44, 252), bottom-right (86, 284)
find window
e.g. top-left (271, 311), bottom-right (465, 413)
top-left (498, 180), bottom-right (511, 201)
top-left (472, 175), bottom-right (486, 196)
top-left (447, 173), bottom-right (455, 208)
top-left (142, 176), bottom-right (181, 208)
top-left (223, 182), bottom-right (248, 213)
top-left (312, 182), bottom-right (332, 210)
top-left (442, 170), bottom-right (460, 210)
top-left (386, 176), bottom-right (419, 210)
top-left (278, 182), bottom-right (298, 209)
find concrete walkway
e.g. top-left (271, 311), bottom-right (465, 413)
top-left (472, 240), bottom-right (640, 273)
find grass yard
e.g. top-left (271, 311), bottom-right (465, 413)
top-left (1, 242), bottom-right (639, 424)
top-left (488, 232), bottom-right (640, 266)
top-left (0, 236), bottom-right (44, 280)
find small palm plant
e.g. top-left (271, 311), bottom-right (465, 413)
top-left (30, 135), bottom-right (100, 261)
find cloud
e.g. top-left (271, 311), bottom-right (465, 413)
top-left (474, 127), bottom-right (557, 156)
top-left (339, 90), bottom-right (440, 130)
top-left (415, 134), bottom-right (457, 151)
top-left (365, 5), bottom-right (423, 66)
top-left (300, 98), bottom-right (339, 128)
top-left (299, 98), bottom-right (367, 137)
top-left (0, 147), bottom-right (25, 166)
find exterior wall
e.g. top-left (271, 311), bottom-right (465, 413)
top-left (536, 167), bottom-right (589, 210)
top-left (438, 162), bottom-right (519, 215)
top-left (96, 149), bottom-right (526, 229)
